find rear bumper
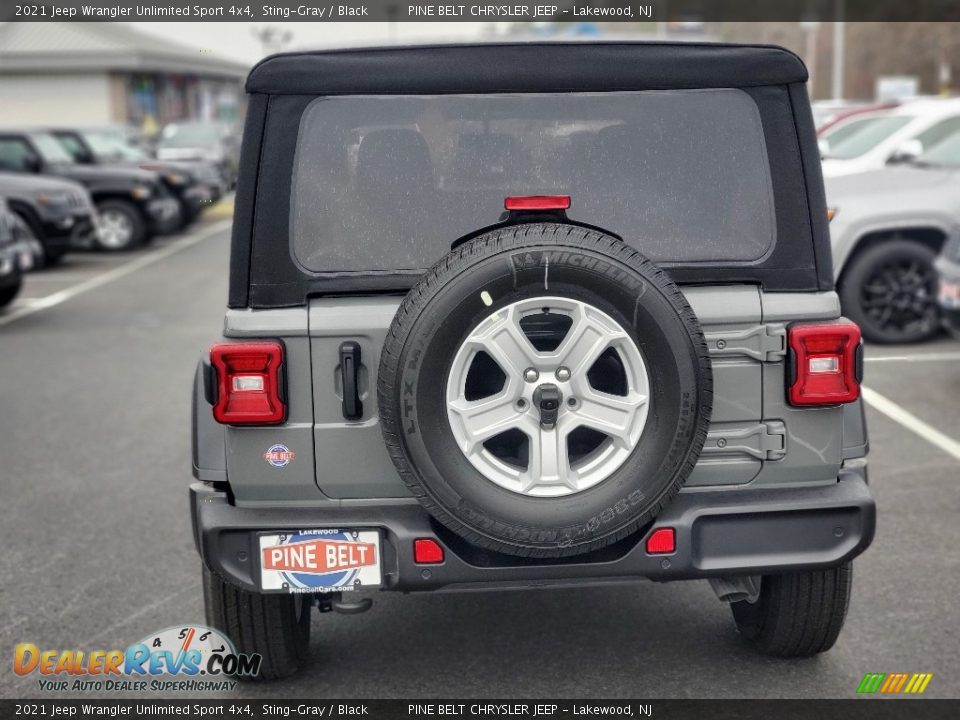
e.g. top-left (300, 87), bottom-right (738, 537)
top-left (191, 465), bottom-right (875, 594)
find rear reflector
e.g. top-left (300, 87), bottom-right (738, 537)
top-left (210, 341), bottom-right (286, 425)
top-left (788, 322), bottom-right (862, 406)
top-left (413, 538), bottom-right (445, 564)
top-left (504, 195), bottom-right (571, 211)
top-left (645, 528), bottom-right (675, 555)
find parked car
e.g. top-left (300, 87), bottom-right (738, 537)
top-left (813, 100), bottom-right (898, 136)
top-left (91, 126), bottom-right (228, 200)
top-left (0, 197), bottom-right (25, 308)
top-left (826, 129), bottom-right (960, 343)
top-left (821, 98), bottom-right (960, 177)
top-left (50, 128), bottom-right (217, 228)
top-left (155, 121), bottom-right (239, 187)
top-left (922, 136), bottom-right (960, 338)
top-left (0, 172), bottom-right (96, 266)
top-left (818, 112), bottom-right (892, 156)
top-left (0, 130), bottom-right (178, 251)
top-left (191, 42), bottom-right (874, 680)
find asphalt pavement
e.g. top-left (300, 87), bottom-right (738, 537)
top-left (1, 213), bottom-right (958, 700)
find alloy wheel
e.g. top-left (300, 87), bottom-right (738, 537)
top-left (97, 209), bottom-right (135, 250)
top-left (446, 297), bottom-right (650, 498)
top-left (860, 257), bottom-right (937, 336)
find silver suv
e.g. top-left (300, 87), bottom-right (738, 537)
top-left (190, 42), bottom-right (876, 680)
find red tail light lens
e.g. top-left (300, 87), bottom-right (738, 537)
top-left (787, 322), bottom-right (862, 406)
top-left (413, 538), bottom-right (445, 564)
top-left (645, 527), bottom-right (675, 555)
top-left (210, 341), bottom-right (286, 425)
top-left (504, 195), bottom-right (571, 211)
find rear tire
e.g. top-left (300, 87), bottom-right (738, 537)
top-left (731, 562), bottom-right (853, 657)
top-left (95, 199), bottom-right (147, 251)
top-left (379, 223), bottom-right (712, 558)
top-left (840, 240), bottom-right (940, 344)
top-left (0, 277), bottom-right (22, 308)
top-left (202, 566), bottom-right (311, 681)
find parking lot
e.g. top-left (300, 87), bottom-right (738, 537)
top-left (1, 210), bottom-right (958, 700)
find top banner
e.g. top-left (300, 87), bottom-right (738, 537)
top-left (4, 0), bottom-right (960, 23)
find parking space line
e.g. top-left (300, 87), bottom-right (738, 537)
top-left (861, 386), bottom-right (960, 462)
top-left (19, 275), bottom-right (108, 282)
top-left (865, 352), bottom-right (960, 364)
top-left (0, 219), bottom-right (231, 328)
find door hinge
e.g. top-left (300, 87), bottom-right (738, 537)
top-left (704, 323), bottom-right (787, 362)
top-left (702, 420), bottom-right (787, 461)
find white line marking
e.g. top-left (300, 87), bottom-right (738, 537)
top-left (865, 352), bottom-right (960, 364)
top-left (19, 275), bottom-right (106, 282)
top-left (0, 219), bottom-right (231, 328)
top-left (861, 386), bottom-right (960, 462)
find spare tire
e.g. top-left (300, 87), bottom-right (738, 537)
top-left (378, 223), bottom-right (712, 557)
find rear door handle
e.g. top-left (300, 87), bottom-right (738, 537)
top-left (339, 341), bottom-right (363, 420)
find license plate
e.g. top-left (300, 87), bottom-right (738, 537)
top-left (259, 529), bottom-right (381, 593)
top-left (940, 277), bottom-right (960, 309)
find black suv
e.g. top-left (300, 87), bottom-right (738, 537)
top-left (50, 128), bottom-right (215, 229)
top-left (0, 172), bottom-right (96, 266)
top-left (191, 42), bottom-right (875, 680)
top-left (0, 130), bottom-right (178, 251)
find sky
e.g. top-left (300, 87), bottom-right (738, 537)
top-left (132, 22), bottom-right (508, 64)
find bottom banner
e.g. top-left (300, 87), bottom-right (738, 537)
top-left (1, 700), bottom-right (956, 720)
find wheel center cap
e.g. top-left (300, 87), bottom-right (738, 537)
top-left (532, 383), bottom-right (562, 429)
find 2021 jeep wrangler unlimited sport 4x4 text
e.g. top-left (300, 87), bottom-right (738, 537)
top-left (191, 42), bottom-right (876, 680)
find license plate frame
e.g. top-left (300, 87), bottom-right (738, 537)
top-left (258, 528), bottom-right (382, 593)
top-left (939, 276), bottom-right (960, 309)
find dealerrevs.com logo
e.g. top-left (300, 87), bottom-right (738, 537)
top-left (14, 625), bottom-right (261, 692)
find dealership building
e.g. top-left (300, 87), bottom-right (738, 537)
top-left (0, 23), bottom-right (249, 129)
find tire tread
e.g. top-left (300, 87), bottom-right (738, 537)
top-left (202, 566), bottom-right (310, 681)
top-left (732, 563), bottom-right (853, 658)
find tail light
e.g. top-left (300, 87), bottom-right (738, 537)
top-left (787, 322), bottom-right (862, 406)
top-left (210, 341), bottom-right (286, 425)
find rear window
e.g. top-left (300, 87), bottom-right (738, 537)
top-left (291, 90), bottom-right (776, 273)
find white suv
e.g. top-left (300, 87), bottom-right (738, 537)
top-left (821, 97), bottom-right (960, 177)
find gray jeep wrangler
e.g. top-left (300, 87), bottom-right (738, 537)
top-left (191, 42), bottom-right (876, 680)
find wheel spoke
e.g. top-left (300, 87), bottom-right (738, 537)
top-left (448, 394), bottom-right (522, 455)
top-left (574, 389), bottom-right (648, 447)
top-left (523, 425), bottom-right (575, 491)
top-left (555, 305), bottom-right (623, 373)
top-left (468, 307), bottom-right (538, 377)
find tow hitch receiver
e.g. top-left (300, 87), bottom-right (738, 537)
top-left (318, 592), bottom-right (373, 615)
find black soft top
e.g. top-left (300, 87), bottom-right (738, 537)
top-left (246, 41), bottom-right (808, 95)
top-left (231, 40), bottom-right (832, 308)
